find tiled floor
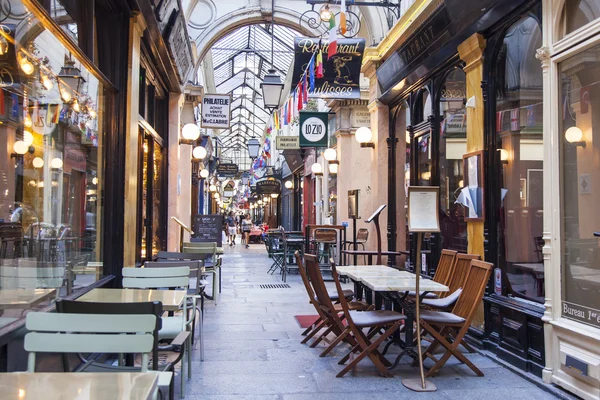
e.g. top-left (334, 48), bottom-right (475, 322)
top-left (181, 240), bottom-right (564, 399)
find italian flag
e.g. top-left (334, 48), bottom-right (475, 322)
top-left (340, 0), bottom-right (347, 35)
top-left (327, 16), bottom-right (337, 60)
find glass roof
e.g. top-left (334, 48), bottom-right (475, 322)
top-left (210, 23), bottom-right (298, 154)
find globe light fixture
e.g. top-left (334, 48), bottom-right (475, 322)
top-left (565, 126), bottom-right (586, 147)
top-left (209, 184), bottom-right (217, 192)
top-left (200, 169), bottom-right (209, 179)
top-left (92, 177), bottom-right (98, 185)
top-left (182, 123), bottom-right (201, 141)
top-left (23, 131), bottom-right (34, 146)
top-left (498, 149), bottom-right (509, 163)
top-left (214, 192), bottom-right (220, 199)
top-left (32, 157), bottom-right (44, 169)
top-left (271, 193), bottom-right (279, 198)
top-left (24, 115), bottom-right (32, 128)
top-left (13, 141), bottom-right (28, 155)
top-left (355, 126), bottom-right (374, 148)
top-left (50, 157), bottom-right (63, 169)
top-left (311, 162), bottom-right (323, 176)
top-left (192, 146), bottom-right (207, 159)
top-left (258, 199), bottom-right (263, 205)
top-left (328, 160), bottom-right (339, 174)
top-left (284, 180), bottom-right (293, 189)
top-left (323, 148), bottom-right (337, 161)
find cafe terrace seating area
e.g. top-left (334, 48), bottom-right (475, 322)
top-left (0, 235), bottom-right (564, 399)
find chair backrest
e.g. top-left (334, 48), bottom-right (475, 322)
top-left (156, 251), bottom-right (206, 261)
top-left (313, 228), bottom-right (337, 244)
top-left (356, 228), bottom-right (369, 243)
top-left (432, 249), bottom-right (458, 286)
top-left (330, 258), bottom-right (357, 328)
top-left (145, 260), bottom-right (200, 278)
top-left (25, 312), bottom-right (156, 372)
top-left (295, 251), bottom-right (316, 302)
top-left (304, 254), bottom-right (345, 332)
top-left (446, 253), bottom-right (481, 295)
top-left (181, 245), bottom-right (216, 258)
top-left (122, 266), bottom-right (190, 289)
top-left (55, 299), bottom-right (163, 371)
top-left (452, 259), bottom-right (493, 322)
top-left (183, 241), bottom-right (217, 248)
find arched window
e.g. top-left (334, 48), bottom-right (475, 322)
top-left (495, 16), bottom-right (544, 303)
top-left (560, 0), bottom-right (600, 38)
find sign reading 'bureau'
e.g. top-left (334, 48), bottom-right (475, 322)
top-left (192, 214), bottom-right (223, 246)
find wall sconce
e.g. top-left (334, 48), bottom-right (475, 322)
top-left (421, 171), bottom-right (431, 181)
top-left (200, 169), bottom-right (209, 179)
top-left (355, 126), bottom-right (375, 148)
top-left (50, 157), bottom-right (63, 170)
top-left (498, 149), bottom-right (509, 164)
top-left (192, 146), bottom-right (207, 160)
top-left (323, 148), bottom-right (337, 161)
top-left (179, 123), bottom-right (200, 145)
top-left (284, 180), bottom-right (293, 189)
top-left (32, 157), bottom-right (44, 168)
top-left (328, 160), bottom-right (339, 174)
top-left (565, 126), bottom-right (586, 148)
top-left (311, 162), bottom-right (323, 177)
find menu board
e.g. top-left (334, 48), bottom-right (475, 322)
top-left (192, 214), bottom-right (223, 246)
top-left (407, 187), bottom-right (440, 233)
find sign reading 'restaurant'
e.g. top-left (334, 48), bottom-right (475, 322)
top-left (201, 94), bottom-right (231, 129)
top-left (292, 37), bottom-right (365, 99)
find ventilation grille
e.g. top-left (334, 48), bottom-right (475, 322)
top-left (259, 284), bottom-right (291, 289)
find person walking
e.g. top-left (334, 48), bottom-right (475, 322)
top-left (226, 211), bottom-right (237, 245)
top-left (242, 214), bottom-right (252, 248)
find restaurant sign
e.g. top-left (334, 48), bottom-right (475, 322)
top-left (256, 178), bottom-right (282, 195)
top-left (217, 163), bottom-right (238, 177)
top-left (292, 37), bottom-right (365, 99)
top-left (201, 94), bottom-right (231, 129)
top-left (166, 9), bottom-right (193, 84)
top-left (276, 136), bottom-right (300, 150)
top-left (299, 111), bottom-right (328, 148)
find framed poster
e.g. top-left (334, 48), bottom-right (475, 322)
top-left (462, 150), bottom-right (485, 221)
top-left (407, 186), bottom-right (440, 232)
top-left (348, 190), bottom-right (359, 219)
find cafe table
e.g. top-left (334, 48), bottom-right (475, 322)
top-left (341, 249), bottom-right (408, 266)
top-left (0, 372), bottom-right (159, 400)
top-left (336, 267), bottom-right (448, 369)
top-left (0, 289), bottom-right (57, 310)
top-left (336, 265), bottom-right (412, 301)
top-left (77, 288), bottom-right (186, 312)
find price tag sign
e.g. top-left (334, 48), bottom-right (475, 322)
top-left (299, 111), bottom-right (329, 148)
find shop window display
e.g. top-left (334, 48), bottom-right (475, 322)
top-left (0, 2), bottom-right (104, 329)
top-left (495, 16), bottom-right (544, 303)
top-left (559, 43), bottom-right (600, 328)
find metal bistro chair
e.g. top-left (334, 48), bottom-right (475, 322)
top-left (343, 228), bottom-right (369, 264)
top-left (182, 242), bottom-right (221, 305)
top-left (56, 299), bottom-right (185, 400)
top-left (24, 312), bottom-right (167, 399)
top-left (267, 230), bottom-right (288, 282)
top-left (122, 266), bottom-right (202, 397)
top-left (313, 228), bottom-right (338, 266)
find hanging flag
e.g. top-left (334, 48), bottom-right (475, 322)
top-left (302, 73), bottom-right (308, 105)
top-left (308, 55), bottom-right (315, 92)
top-left (0, 89), bottom-right (5, 116)
top-left (328, 16), bottom-right (337, 60)
top-left (316, 50), bottom-right (324, 79)
top-left (496, 110), bottom-right (504, 132)
top-left (510, 109), bottom-right (519, 131)
top-left (11, 93), bottom-right (18, 118)
top-left (287, 97), bottom-right (293, 123)
top-left (340, 0), bottom-right (347, 35)
top-left (283, 102), bottom-right (288, 126)
top-left (297, 84), bottom-right (303, 111)
top-left (273, 111), bottom-right (279, 130)
top-left (526, 105), bottom-right (536, 127)
top-left (46, 104), bottom-right (59, 125)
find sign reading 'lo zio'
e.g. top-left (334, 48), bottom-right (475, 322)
top-left (299, 111), bottom-right (328, 148)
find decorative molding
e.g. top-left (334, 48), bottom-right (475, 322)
top-left (535, 46), bottom-right (551, 68)
top-left (457, 33), bottom-right (486, 73)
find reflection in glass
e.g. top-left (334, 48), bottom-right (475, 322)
top-left (561, 0), bottom-right (600, 38)
top-left (495, 17), bottom-right (544, 303)
top-left (560, 43), bottom-right (600, 326)
top-left (0, 2), bottom-right (104, 330)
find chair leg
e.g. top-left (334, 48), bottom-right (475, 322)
top-left (187, 335), bottom-right (192, 379)
top-left (180, 343), bottom-right (186, 398)
top-left (302, 319), bottom-right (326, 344)
top-left (200, 308), bottom-right (204, 362)
top-left (320, 327), bottom-right (350, 357)
top-left (301, 316), bottom-right (323, 336)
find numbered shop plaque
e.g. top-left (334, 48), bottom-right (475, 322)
top-left (299, 111), bottom-right (329, 148)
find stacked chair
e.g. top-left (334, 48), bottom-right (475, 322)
top-left (181, 242), bottom-right (221, 305)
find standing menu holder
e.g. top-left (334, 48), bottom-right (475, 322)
top-left (404, 187), bottom-right (440, 392)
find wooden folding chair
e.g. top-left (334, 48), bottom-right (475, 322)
top-left (329, 264), bottom-right (406, 378)
top-left (422, 253), bottom-right (481, 309)
top-left (418, 259), bottom-right (493, 377)
top-left (408, 249), bottom-right (457, 299)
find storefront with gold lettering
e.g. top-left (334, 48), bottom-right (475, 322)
top-left (370, 0), bottom-right (546, 377)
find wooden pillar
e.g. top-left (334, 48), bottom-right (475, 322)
top-left (458, 33), bottom-right (486, 259)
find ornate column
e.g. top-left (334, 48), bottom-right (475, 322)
top-left (457, 33), bottom-right (486, 258)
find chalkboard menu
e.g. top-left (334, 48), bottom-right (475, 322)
top-left (192, 214), bottom-right (223, 246)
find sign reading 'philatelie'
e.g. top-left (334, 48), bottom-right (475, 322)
top-left (201, 94), bottom-right (231, 129)
top-left (292, 37), bottom-right (365, 99)
top-left (299, 111), bottom-right (328, 148)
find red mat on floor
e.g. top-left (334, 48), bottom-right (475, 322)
top-left (294, 315), bottom-right (320, 328)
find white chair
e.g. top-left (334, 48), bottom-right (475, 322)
top-left (122, 266), bottom-right (202, 398)
top-left (24, 312), bottom-right (167, 400)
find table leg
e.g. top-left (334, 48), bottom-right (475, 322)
top-left (353, 280), bottom-right (362, 301)
top-left (368, 255), bottom-right (373, 265)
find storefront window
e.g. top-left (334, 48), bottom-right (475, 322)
top-left (559, 43), bottom-right (600, 328)
top-left (0, 3), bottom-right (104, 327)
top-left (495, 17), bottom-right (544, 303)
top-left (560, 0), bottom-right (600, 38)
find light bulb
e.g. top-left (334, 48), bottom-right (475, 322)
top-left (329, 162), bottom-right (338, 174)
top-left (182, 123), bottom-right (200, 140)
top-left (24, 115), bottom-right (32, 128)
top-left (323, 148), bottom-right (337, 161)
top-left (72, 99), bottom-right (80, 112)
top-left (565, 126), bottom-right (583, 143)
top-left (89, 109), bottom-right (97, 118)
top-left (41, 73), bottom-right (53, 90)
top-left (192, 146), bottom-right (207, 159)
top-left (13, 140), bottom-right (28, 155)
top-left (60, 88), bottom-right (71, 102)
top-left (32, 157), bottom-right (44, 168)
top-left (200, 169), bottom-right (209, 178)
top-left (284, 181), bottom-right (293, 189)
top-left (50, 157), bottom-right (63, 169)
top-left (319, 5), bottom-right (332, 22)
top-left (23, 131), bottom-right (34, 146)
top-left (20, 56), bottom-right (34, 75)
top-left (38, 181), bottom-right (44, 188)
top-left (499, 149), bottom-right (509, 161)
top-left (355, 126), bottom-right (373, 144)
top-left (92, 177), bottom-right (98, 185)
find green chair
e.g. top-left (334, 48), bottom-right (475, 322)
top-left (182, 242), bottom-right (221, 305)
top-left (24, 312), bottom-right (167, 400)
